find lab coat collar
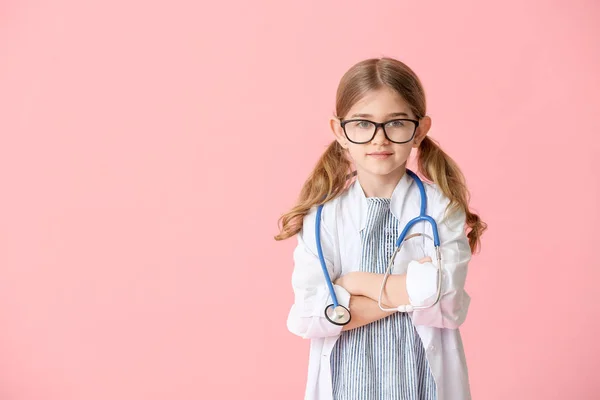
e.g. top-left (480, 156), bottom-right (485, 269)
top-left (348, 169), bottom-right (414, 232)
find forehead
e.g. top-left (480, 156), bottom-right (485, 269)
top-left (345, 87), bottom-right (413, 119)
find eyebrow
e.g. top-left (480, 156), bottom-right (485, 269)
top-left (349, 112), bottom-right (410, 118)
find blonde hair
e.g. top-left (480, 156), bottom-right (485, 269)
top-left (274, 57), bottom-right (487, 253)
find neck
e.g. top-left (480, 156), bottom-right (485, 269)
top-left (357, 165), bottom-right (407, 198)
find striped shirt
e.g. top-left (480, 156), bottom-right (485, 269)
top-left (330, 198), bottom-right (437, 400)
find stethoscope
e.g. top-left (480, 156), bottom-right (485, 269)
top-left (315, 169), bottom-right (443, 326)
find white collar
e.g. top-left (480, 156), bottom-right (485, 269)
top-left (348, 170), bottom-right (414, 231)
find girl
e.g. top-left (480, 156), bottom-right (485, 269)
top-left (275, 57), bottom-right (486, 400)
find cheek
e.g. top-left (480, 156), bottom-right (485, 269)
top-left (346, 147), bottom-right (363, 161)
top-left (393, 145), bottom-right (413, 158)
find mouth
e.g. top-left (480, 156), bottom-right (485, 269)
top-left (367, 152), bottom-right (393, 159)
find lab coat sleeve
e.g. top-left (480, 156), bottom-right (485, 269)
top-left (406, 189), bottom-right (472, 329)
top-left (286, 205), bottom-right (351, 339)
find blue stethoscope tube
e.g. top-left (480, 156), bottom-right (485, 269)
top-left (315, 169), bottom-right (442, 326)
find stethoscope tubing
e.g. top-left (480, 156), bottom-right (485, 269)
top-left (315, 169), bottom-right (443, 325)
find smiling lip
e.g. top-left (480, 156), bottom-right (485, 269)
top-left (367, 151), bottom-right (393, 159)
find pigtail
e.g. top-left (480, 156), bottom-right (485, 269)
top-left (275, 141), bottom-right (353, 241)
top-left (417, 136), bottom-right (487, 253)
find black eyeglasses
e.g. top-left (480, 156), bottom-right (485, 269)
top-left (340, 118), bottom-right (420, 144)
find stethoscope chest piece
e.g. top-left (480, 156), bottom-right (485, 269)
top-left (324, 304), bottom-right (351, 326)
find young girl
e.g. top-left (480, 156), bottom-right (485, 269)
top-left (275, 57), bottom-right (486, 400)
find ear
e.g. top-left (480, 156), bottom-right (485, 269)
top-left (329, 116), bottom-right (348, 149)
top-left (413, 116), bottom-right (432, 148)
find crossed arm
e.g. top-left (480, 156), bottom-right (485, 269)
top-left (335, 257), bottom-right (431, 331)
top-left (288, 195), bottom-right (472, 339)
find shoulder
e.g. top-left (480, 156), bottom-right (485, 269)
top-left (422, 180), bottom-right (446, 208)
top-left (423, 182), bottom-right (467, 238)
top-left (421, 180), bottom-right (465, 225)
top-left (301, 195), bottom-right (343, 239)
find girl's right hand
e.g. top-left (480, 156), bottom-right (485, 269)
top-left (417, 256), bottom-right (432, 264)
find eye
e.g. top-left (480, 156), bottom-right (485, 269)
top-left (387, 120), bottom-right (406, 128)
top-left (355, 121), bottom-right (372, 129)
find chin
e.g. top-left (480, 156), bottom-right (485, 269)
top-left (361, 165), bottom-right (403, 177)
top-left (357, 158), bottom-right (402, 173)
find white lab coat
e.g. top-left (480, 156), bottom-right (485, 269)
top-left (287, 172), bottom-right (473, 400)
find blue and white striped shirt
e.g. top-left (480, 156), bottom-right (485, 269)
top-left (330, 198), bottom-right (437, 400)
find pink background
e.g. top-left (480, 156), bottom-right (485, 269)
top-left (1, 1), bottom-right (599, 399)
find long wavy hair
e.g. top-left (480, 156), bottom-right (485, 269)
top-left (274, 57), bottom-right (487, 253)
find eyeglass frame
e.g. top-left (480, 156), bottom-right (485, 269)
top-left (339, 118), bottom-right (421, 144)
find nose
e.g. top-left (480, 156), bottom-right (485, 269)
top-left (371, 125), bottom-right (389, 145)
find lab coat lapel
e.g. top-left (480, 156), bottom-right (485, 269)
top-left (341, 170), bottom-right (414, 274)
top-left (347, 169), bottom-right (414, 228)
